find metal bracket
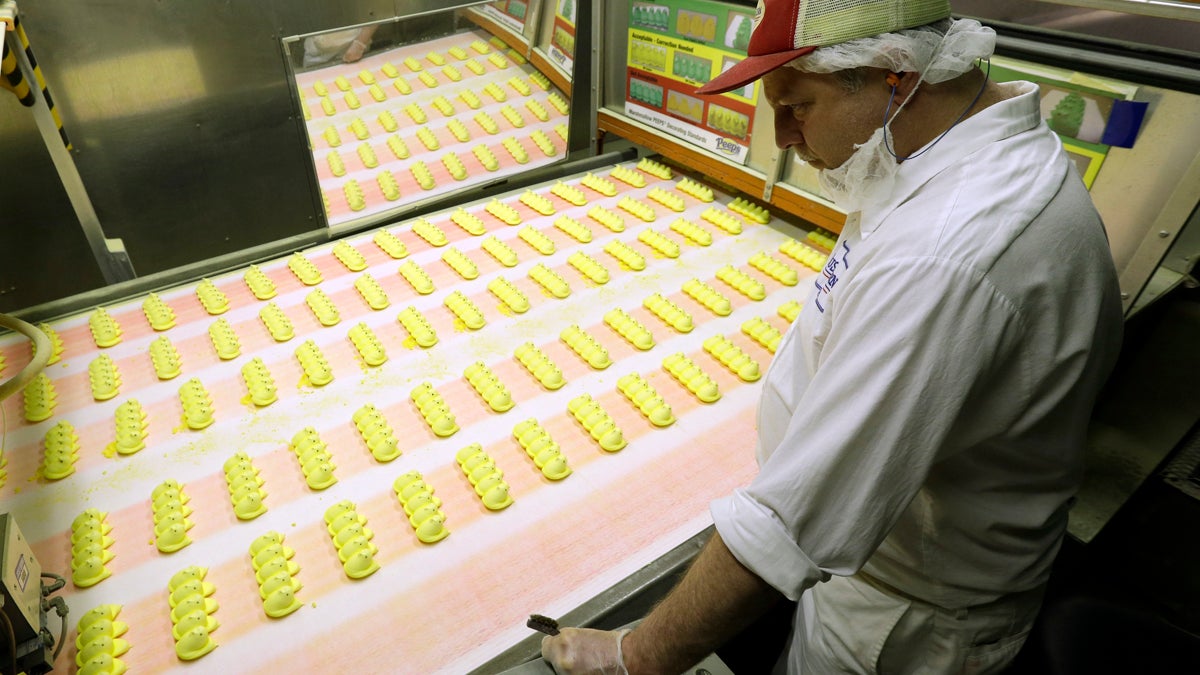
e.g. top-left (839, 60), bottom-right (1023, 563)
top-left (562, 0), bottom-right (598, 160)
top-left (763, 145), bottom-right (788, 203)
top-left (4, 11), bottom-right (136, 284)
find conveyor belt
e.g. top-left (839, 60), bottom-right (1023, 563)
top-left (0, 159), bottom-right (832, 673)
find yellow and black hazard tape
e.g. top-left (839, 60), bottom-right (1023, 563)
top-left (1, 37), bottom-right (35, 106)
top-left (4, 16), bottom-right (72, 149)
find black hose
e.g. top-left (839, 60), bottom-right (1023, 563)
top-left (0, 606), bottom-right (17, 675)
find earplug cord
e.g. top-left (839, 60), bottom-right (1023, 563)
top-left (884, 58), bottom-right (991, 162)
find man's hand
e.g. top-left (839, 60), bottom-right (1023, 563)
top-left (542, 627), bottom-right (632, 675)
top-left (343, 39), bottom-right (368, 63)
top-left (540, 534), bottom-right (782, 674)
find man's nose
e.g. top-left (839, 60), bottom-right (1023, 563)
top-left (773, 109), bottom-right (802, 150)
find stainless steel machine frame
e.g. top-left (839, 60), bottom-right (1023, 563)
top-left (0, 0), bottom-right (602, 317)
top-left (0, 1), bottom-right (1197, 671)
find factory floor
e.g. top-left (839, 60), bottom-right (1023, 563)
top-left (1011, 285), bottom-right (1200, 673)
top-left (715, 286), bottom-right (1200, 674)
top-left (1009, 465), bottom-right (1200, 674)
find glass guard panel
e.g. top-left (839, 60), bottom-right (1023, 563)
top-left (283, 6), bottom-right (572, 229)
top-left (473, 1), bottom-right (534, 36)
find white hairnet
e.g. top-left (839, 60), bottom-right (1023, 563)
top-left (789, 17), bottom-right (996, 83)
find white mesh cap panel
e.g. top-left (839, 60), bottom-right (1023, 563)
top-left (792, 18), bottom-right (996, 84)
top-left (794, 0), bottom-right (951, 48)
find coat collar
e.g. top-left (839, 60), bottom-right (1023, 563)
top-left (858, 81), bottom-right (1042, 236)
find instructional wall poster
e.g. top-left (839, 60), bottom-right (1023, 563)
top-left (625, 0), bottom-right (758, 165)
top-left (548, 0), bottom-right (578, 72)
top-left (476, 0), bottom-right (530, 34)
top-left (990, 57), bottom-right (1145, 191)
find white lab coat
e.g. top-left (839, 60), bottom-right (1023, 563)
top-left (711, 81), bottom-right (1124, 673)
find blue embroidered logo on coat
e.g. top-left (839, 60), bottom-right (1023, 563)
top-left (813, 241), bottom-right (851, 313)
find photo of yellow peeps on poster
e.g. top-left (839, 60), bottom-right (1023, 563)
top-left (624, 0), bottom-right (758, 165)
top-left (989, 57), bottom-right (1140, 190)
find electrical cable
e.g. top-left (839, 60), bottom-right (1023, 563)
top-left (45, 597), bottom-right (67, 664)
top-left (41, 574), bottom-right (68, 665)
top-left (0, 313), bottom-right (52, 472)
top-left (0, 312), bottom-right (51, 402)
top-left (883, 58), bottom-right (991, 162)
top-left (39, 573), bottom-right (64, 596)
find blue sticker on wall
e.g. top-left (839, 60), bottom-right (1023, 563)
top-left (1100, 99), bottom-right (1148, 148)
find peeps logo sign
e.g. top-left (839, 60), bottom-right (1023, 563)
top-left (715, 137), bottom-right (742, 156)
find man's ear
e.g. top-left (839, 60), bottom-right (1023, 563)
top-left (890, 71), bottom-right (920, 104)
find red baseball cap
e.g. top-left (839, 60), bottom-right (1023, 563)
top-left (696, 0), bottom-right (952, 96)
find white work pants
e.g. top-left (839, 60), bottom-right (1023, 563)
top-left (782, 573), bottom-right (1045, 674)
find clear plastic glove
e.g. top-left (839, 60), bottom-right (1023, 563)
top-left (343, 39), bottom-right (369, 63)
top-left (542, 627), bottom-right (632, 675)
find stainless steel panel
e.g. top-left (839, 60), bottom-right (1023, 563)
top-left (4, 26), bottom-right (136, 288)
top-left (0, 0), bottom-right (495, 314)
top-left (0, 89), bottom-right (106, 313)
top-left (10, 0), bottom-right (318, 282)
top-left (956, 0), bottom-right (1200, 52)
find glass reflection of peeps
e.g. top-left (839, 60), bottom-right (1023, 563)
top-left (289, 10), bottom-right (573, 227)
